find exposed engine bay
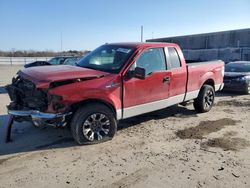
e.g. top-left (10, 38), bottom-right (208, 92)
top-left (4, 70), bottom-right (105, 143)
top-left (5, 75), bottom-right (74, 142)
top-left (6, 76), bottom-right (48, 112)
top-left (5, 75), bottom-right (72, 131)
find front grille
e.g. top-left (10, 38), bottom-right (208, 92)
top-left (6, 76), bottom-right (48, 111)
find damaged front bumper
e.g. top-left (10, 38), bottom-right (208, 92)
top-left (8, 110), bottom-right (72, 127)
top-left (5, 75), bottom-right (73, 142)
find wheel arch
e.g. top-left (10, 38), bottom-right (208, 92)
top-left (70, 99), bottom-right (117, 119)
top-left (202, 79), bottom-right (215, 89)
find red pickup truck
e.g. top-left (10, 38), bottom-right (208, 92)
top-left (6, 42), bottom-right (224, 144)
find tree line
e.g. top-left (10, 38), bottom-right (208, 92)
top-left (0, 50), bottom-right (91, 57)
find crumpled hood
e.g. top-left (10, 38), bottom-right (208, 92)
top-left (18, 65), bottom-right (109, 88)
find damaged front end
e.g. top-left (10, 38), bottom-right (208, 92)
top-left (6, 75), bottom-right (71, 128)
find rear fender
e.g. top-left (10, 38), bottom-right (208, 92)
top-left (199, 71), bottom-right (215, 90)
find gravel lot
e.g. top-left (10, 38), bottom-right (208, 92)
top-left (0, 65), bottom-right (250, 188)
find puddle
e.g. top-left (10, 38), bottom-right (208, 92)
top-left (176, 118), bottom-right (239, 139)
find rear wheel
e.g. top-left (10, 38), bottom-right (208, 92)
top-left (193, 84), bottom-right (215, 113)
top-left (71, 103), bottom-right (117, 145)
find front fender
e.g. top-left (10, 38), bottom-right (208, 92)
top-left (48, 77), bottom-right (122, 113)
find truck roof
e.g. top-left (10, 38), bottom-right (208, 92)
top-left (107, 42), bottom-right (178, 49)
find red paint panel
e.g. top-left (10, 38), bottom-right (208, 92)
top-left (48, 74), bottom-right (122, 110)
top-left (123, 71), bottom-right (171, 108)
top-left (167, 68), bottom-right (187, 97)
top-left (187, 62), bottom-right (224, 92)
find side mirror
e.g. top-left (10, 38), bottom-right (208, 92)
top-left (134, 67), bottom-right (146, 80)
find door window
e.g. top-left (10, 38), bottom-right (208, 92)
top-left (132, 48), bottom-right (166, 75)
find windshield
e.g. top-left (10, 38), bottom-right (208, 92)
top-left (77, 45), bottom-right (135, 73)
top-left (225, 63), bottom-right (250, 73)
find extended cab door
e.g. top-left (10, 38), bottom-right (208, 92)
top-left (122, 48), bottom-right (171, 118)
top-left (165, 47), bottom-right (187, 99)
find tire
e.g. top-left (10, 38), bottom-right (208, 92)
top-left (70, 103), bottom-right (117, 145)
top-left (193, 84), bottom-right (215, 113)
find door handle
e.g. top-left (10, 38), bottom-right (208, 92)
top-left (163, 76), bottom-right (171, 83)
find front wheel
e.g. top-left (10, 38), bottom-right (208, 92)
top-left (71, 103), bottom-right (117, 145)
top-left (193, 84), bottom-right (215, 113)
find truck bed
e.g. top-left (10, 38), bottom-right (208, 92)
top-left (184, 60), bottom-right (224, 101)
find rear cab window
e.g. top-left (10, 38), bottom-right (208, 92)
top-left (165, 47), bottom-right (182, 69)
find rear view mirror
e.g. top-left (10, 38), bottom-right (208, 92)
top-left (134, 67), bottom-right (146, 79)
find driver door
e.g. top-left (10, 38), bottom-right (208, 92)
top-left (123, 48), bottom-right (171, 118)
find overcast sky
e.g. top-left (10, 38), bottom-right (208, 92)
top-left (0, 0), bottom-right (250, 51)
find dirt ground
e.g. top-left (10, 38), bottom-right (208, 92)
top-left (0, 65), bottom-right (250, 188)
